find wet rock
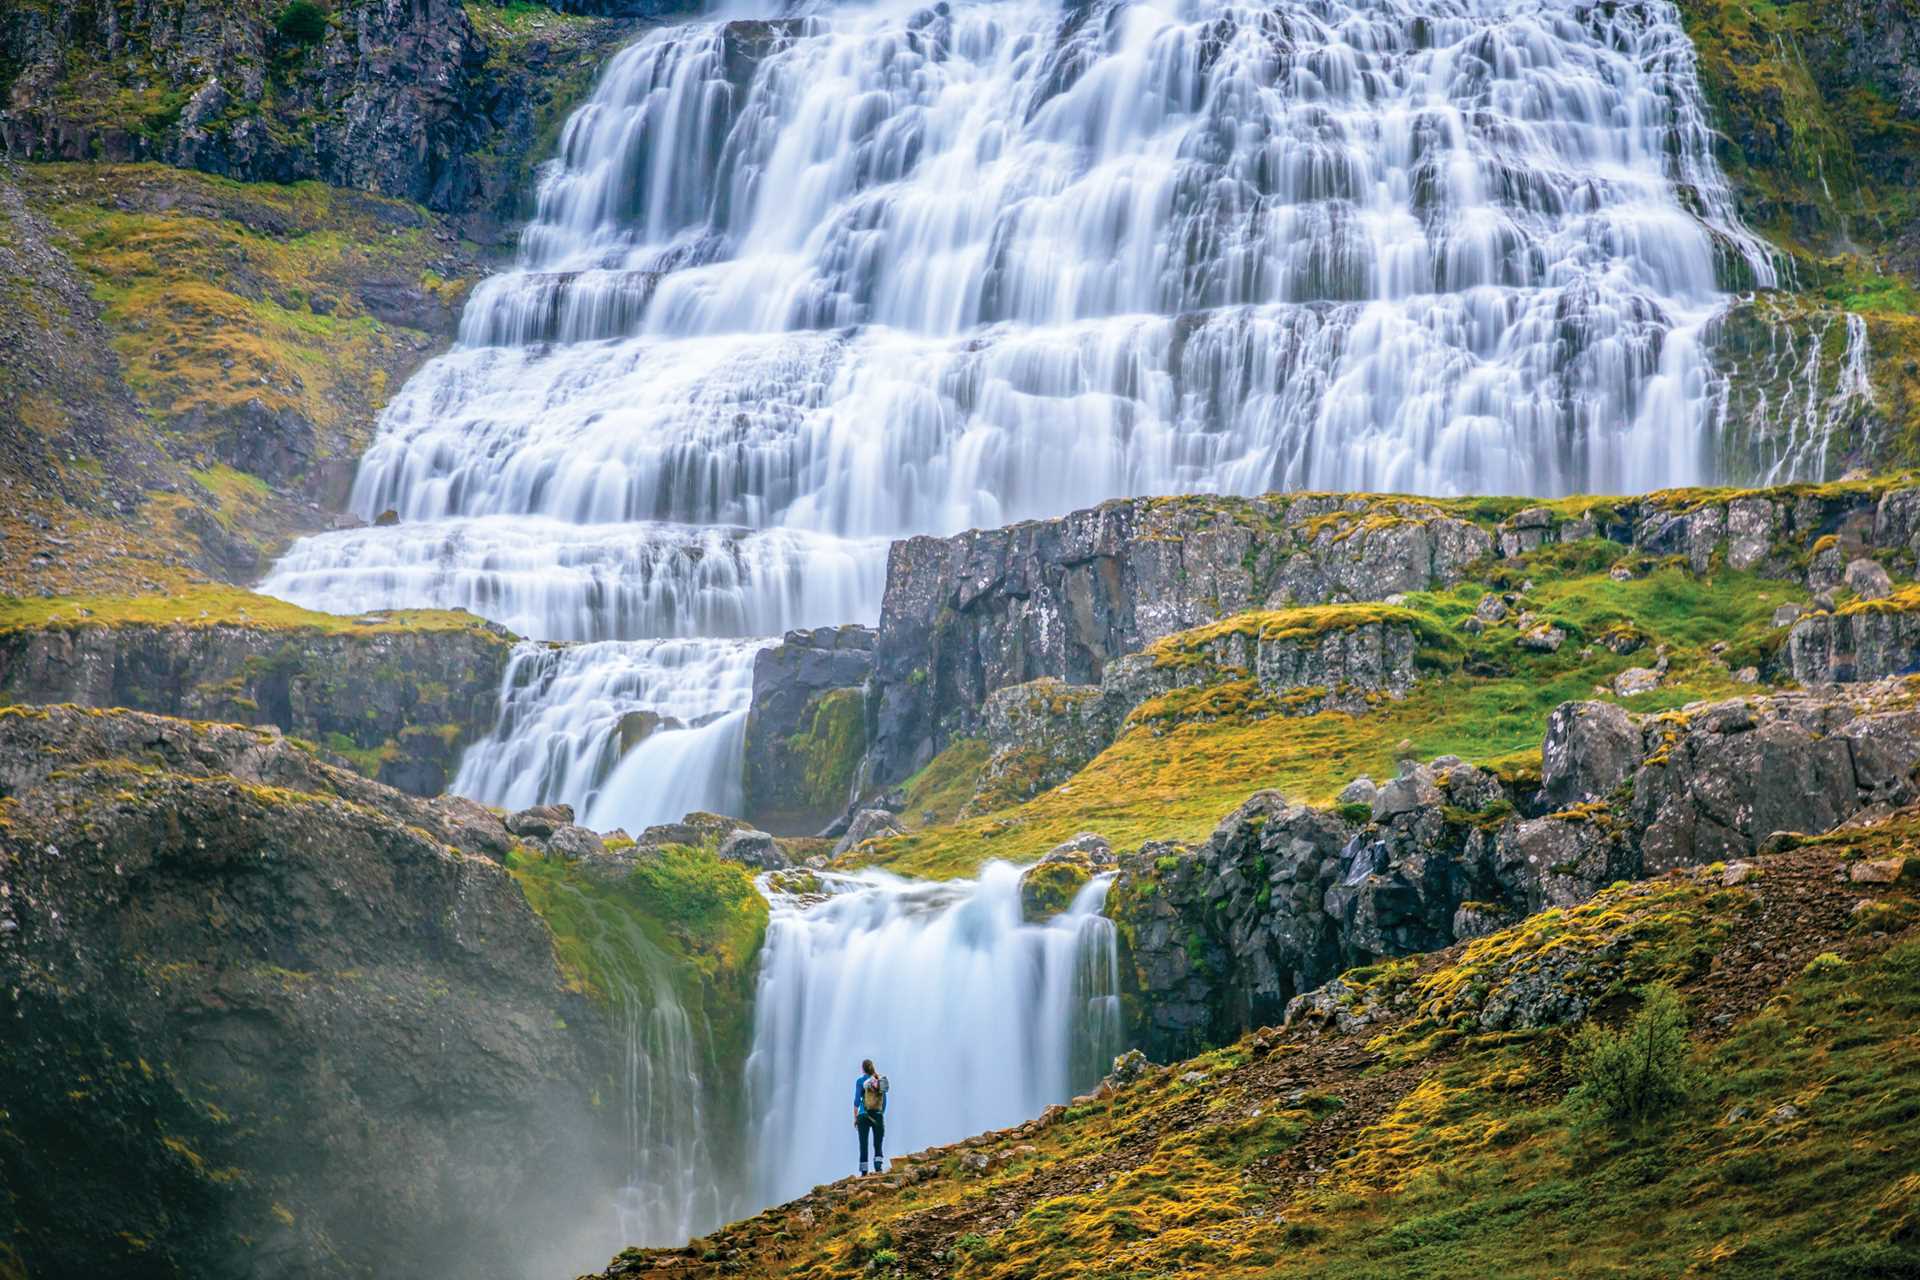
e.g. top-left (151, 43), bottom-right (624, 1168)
top-left (506, 803), bottom-right (575, 840)
top-left (1019, 856), bottom-right (1094, 923)
top-left (1047, 832), bottom-right (1115, 866)
top-left (0, 707), bottom-right (621, 1280)
top-left (743, 625), bottom-right (874, 834)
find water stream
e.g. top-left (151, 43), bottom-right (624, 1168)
top-left (746, 865), bottom-right (1124, 1203)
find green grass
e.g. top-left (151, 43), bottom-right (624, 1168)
top-left (847, 556), bottom-right (1805, 880)
top-left (691, 865), bottom-right (1920, 1280)
top-left (0, 585), bottom-right (503, 637)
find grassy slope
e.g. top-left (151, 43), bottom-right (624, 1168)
top-left (0, 584), bottom-right (501, 636)
top-left (613, 822), bottom-right (1920, 1280)
top-left (850, 538), bottom-right (1810, 880)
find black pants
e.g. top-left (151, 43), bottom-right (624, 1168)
top-left (857, 1113), bottom-right (885, 1167)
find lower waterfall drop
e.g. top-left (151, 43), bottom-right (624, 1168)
top-left (745, 863), bottom-right (1124, 1204)
top-left (524, 872), bottom-right (736, 1252)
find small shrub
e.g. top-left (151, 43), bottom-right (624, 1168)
top-left (1567, 983), bottom-right (1694, 1127)
top-left (274, 2), bottom-right (329, 45)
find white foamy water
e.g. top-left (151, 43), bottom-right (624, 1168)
top-left (746, 865), bottom-right (1124, 1204)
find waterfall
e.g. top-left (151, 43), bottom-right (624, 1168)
top-left (523, 872), bottom-right (732, 1248)
top-left (265, 0), bottom-right (1776, 828)
top-left (745, 864), bottom-right (1123, 1203)
top-left (251, 0), bottom-right (1784, 1246)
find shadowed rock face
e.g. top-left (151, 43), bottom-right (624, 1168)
top-left (0, 706), bottom-right (621, 1280)
top-left (0, 617), bottom-right (514, 794)
top-left (1111, 679), bottom-right (1920, 1060)
top-left (0, 0), bottom-right (633, 242)
top-left (742, 625), bottom-right (874, 834)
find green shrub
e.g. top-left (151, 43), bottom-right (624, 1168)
top-left (274, 2), bottom-right (329, 45)
top-left (1567, 983), bottom-right (1694, 1127)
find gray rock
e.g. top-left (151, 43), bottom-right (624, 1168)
top-left (506, 804), bottom-right (575, 840)
top-left (1518, 622), bottom-right (1566, 653)
top-left (1844, 558), bottom-right (1894, 601)
top-left (1613, 667), bottom-right (1660, 697)
top-left (1336, 777), bottom-right (1378, 807)
top-left (834, 808), bottom-right (906, 855)
top-left (541, 823), bottom-right (604, 862)
top-left (1046, 832), bottom-right (1115, 867)
top-left (1540, 701), bottom-right (1640, 809)
top-left (718, 828), bottom-right (788, 871)
top-left (1772, 603), bottom-right (1805, 629)
top-left (1475, 593), bottom-right (1510, 622)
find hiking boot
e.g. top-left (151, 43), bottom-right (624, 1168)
top-left (873, 1159), bottom-right (885, 1173)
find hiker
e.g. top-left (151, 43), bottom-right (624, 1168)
top-left (854, 1057), bottom-right (888, 1175)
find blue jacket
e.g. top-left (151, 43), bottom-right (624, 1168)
top-left (854, 1074), bottom-right (887, 1119)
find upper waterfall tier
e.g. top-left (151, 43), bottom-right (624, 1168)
top-left (347, 0), bottom-right (1775, 533)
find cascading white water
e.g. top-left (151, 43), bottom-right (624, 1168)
top-left (528, 872), bottom-right (731, 1251)
top-left (255, 0), bottom-right (1786, 1246)
top-left (745, 864), bottom-right (1123, 1203)
top-left (266, 0), bottom-right (1776, 828)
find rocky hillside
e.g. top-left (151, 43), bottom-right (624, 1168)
top-left (602, 815), bottom-right (1920, 1279)
top-left (0, 2), bottom-right (636, 595)
top-left (0, 705), bottom-right (627, 1280)
top-left (0, 586), bottom-right (516, 794)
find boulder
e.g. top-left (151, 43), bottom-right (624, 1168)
top-left (834, 808), bottom-right (905, 856)
top-left (1844, 558), bottom-right (1894, 601)
top-left (1540, 701), bottom-right (1640, 809)
top-left (506, 803), bottom-right (575, 840)
top-left (718, 827), bottom-right (788, 871)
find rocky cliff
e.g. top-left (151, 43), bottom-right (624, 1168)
top-left (1110, 678), bottom-right (1920, 1059)
top-left (862, 480), bottom-right (1920, 798)
top-left (867, 494), bottom-right (1494, 785)
top-left (0, 705), bottom-right (624, 1280)
top-left (0, 0), bottom-right (632, 243)
top-left (0, 591), bottom-right (514, 794)
top-left (741, 625), bottom-right (874, 835)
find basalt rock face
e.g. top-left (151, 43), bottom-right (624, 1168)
top-left (1111, 679), bottom-right (1920, 1060)
top-left (0, 706), bottom-right (619, 1280)
top-left (0, 1), bottom-right (628, 242)
top-left (0, 617), bottom-right (515, 794)
top-left (742, 625), bottom-right (874, 834)
top-left (1787, 593), bottom-right (1920, 683)
top-left (867, 480), bottom-right (1920, 789)
top-left (868, 495), bottom-right (1492, 784)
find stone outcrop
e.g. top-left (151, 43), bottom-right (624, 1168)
top-left (0, 616), bottom-right (514, 794)
top-left (1111, 679), bottom-right (1920, 1059)
top-left (0, 705), bottom-right (620, 1280)
top-left (742, 625), bottom-right (873, 834)
top-left (972, 609), bottom-right (1433, 809)
top-left (867, 494), bottom-right (1491, 783)
top-left (863, 480), bottom-right (1920, 788)
top-left (1787, 591), bottom-right (1920, 683)
top-left (0, 0), bottom-right (633, 242)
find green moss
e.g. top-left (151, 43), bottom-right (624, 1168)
top-left (783, 686), bottom-right (867, 813)
top-left (508, 843), bottom-right (769, 1090)
top-left (0, 585), bottom-right (503, 638)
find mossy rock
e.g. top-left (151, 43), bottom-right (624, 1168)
top-left (1019, 859), bottom-right (1093, 923)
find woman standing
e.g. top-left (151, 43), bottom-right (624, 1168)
top-left (854, 1058), bottom-right (888, 1175)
